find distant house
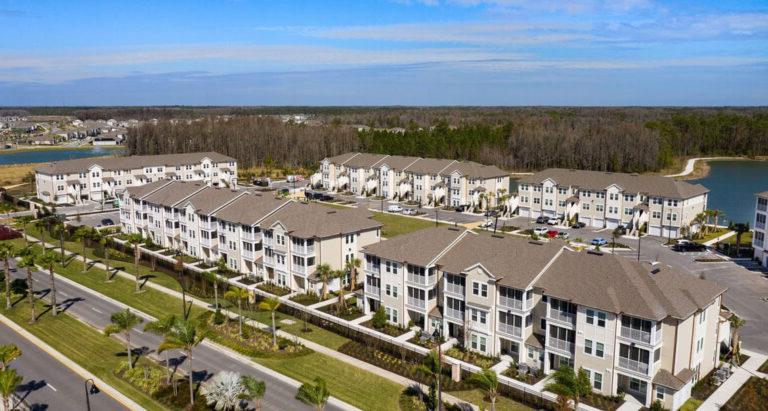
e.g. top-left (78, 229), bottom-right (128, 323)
top-left (30, 135), bottom-right (58, 145)
top-left (92, 135), bottom-right (118, 146)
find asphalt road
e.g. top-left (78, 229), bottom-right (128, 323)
top-left (67, 210), bottom-right (120, 229)
top-left (7, 260), bottom-right (338, 411)
top-left (0, 321), bottom-right (126, 411)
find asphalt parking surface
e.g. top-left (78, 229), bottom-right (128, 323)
top-left (66, 210), bottom-right (120, 229)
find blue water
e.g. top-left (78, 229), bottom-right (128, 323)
top-left (0, 147), bottom-right (125, 166)
top-left (691, 160), bottom-right (768, 226)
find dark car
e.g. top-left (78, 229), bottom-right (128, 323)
top-left (672, 242), bottom-right (707, 252)
top-left (571, 222), bottom-right (586, 229)
top-left (454, 205), bottom-right (469, 212)
top-left (535, 216), bottom-right (550, 224)
top-left (100, 218), bottom-right (115, 226)
top-left (484, 210), bottom-right (499, 217)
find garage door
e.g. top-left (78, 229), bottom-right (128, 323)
top-left (531, 210), bottom-right (541, 218)
top-left (543, 210), bottom-right (556, 218)
top-left (593, 219), bottom-right (605, 229)
top-left (519, 208), bottom-right (530, 218)
top-left (579, 216), bottom-right (591, 226)
top-left (606, 219), bottom-right (620, 229)
top-left (648, 225), bottom-right (661, 236)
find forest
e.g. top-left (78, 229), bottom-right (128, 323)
top-left (124, 108), bottom-right (768, 173)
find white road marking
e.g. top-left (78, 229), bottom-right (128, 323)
top-left (48, 384), bottom-right (57, 392)
top-left (91, 307), bottom-right (103, 314)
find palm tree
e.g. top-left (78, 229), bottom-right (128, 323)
top-left (104, 309), bottom-right (143, 369)
top-left (14, 215), bottom-right (34, 247)
top-left (0, 243), bottom-right (16, 309)
top-left (200, 371), bottom-right (244, 411)
top-left (295, 377), bottom-right (330, 411)
top-left (345, 258), bottom-right (361, 291)
top-left (126, 233), bottom-right (143, 292)
top-left (34, 217), bottom-right (50, 250)
top-left (692, 213), bottom-right (708, 239)
top-left (214, 256), bottom-right (229, 309)
top-left (157, 316), bottom-right (210, 405)
top-left (469, 368), bottom-right (499, 411)
top-left (72, 226), bottom-right (91, 273)
top-left (17, 252), bottom-right (37, 323)
top-left (258, 297), bottom-right (281, 350)
top-left (36, 250), bottom-right (60, 316)
top-left (730, 315), bottom-right (746, 365)
top-left (316, 263), bottom-right (332, 300)
top-left (544, 366), bottom-right (592, 410)
top-left (224, 288), bottom-right (249, 337)
top-left (416, 350), bottom-right (441, 409)
top-left (331, 270), bottom-right (346, 311)
top-left (93, 232), bottom-right (113, 282)
top-left (0, 368), bottom-right (23, 411)
top-left (144, 314), bottom-right (178, 383)
top-left (0, 344), bottom-right (21, 370)
top-left (239, 376), bottom-right (266, 411)
top-left (50, 222), bottom-right (67, 264)
top-left (713, 209), bottom-right (725, 230)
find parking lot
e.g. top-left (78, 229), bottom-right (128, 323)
top-left (66, 210), bottom-right (120, 229)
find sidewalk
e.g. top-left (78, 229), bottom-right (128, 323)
top-left (698, 349), bottom-right (768, 410)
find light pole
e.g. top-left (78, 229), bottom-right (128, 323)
top-left (434, 209), bottom-right (439, 227)
top-left (637, 232), bottom-right (641, 261)
top-left (431, 328), bottom-right (443, 411)
top-left (84, 378), bottom-right (99, 411)
top-left (175, 249), bottom-right (189, 319)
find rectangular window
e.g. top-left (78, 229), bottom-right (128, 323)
top-left (595, 342), bottom-right (604, 358)
top-left (472, 282), bottom-right (488, 298)
top-left (585, 339), bottom-right (593, 355)
top-left (593, 372), bottom-right (603, 390)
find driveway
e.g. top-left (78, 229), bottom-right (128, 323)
top-left (67, 210), bottom-right (120, 229)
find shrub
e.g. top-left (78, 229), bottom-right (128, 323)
top-left (372, 306), bottom-right (387, 329)
top-left (115, 361), bottom-right (166, 395)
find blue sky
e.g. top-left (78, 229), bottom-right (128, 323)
top-left (1, 0), bottom-right (767, 105)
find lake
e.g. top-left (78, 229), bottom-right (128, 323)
top-left (691, 160), bottom-right (768, 226)
top-left (0, 147), bottom-right (126, 166)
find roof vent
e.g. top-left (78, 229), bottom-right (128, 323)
top-left (528, 240), bottom-right (544, 245)
top-left (587, 250), bottom-right (603, 256)
top-left (326, 211), bottom-right (337, 215)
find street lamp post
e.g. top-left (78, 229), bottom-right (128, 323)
top-left (637, 232), bottom-right (641, 261)
top-left (84, 378), bottom-right (99, 411)
top-left (431, 328), bottom-right (443, 411)
top-left (175, 249), bottom-right (188, 319)
top-left (434, 209), bottom-right (439, 227)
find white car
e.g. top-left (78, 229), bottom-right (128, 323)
top-left (401, 208), bottom-right (417, 215)
top-left (387, 205), bottom-right (404, 213)
top-left (480, 220), bottom-right (494, 228)
top-left (533, 227), bottom-right (549, 236)
top-left (546, 218), bottom-right (560, 226)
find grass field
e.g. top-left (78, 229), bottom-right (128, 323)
top-left (370, 210), bottom-right (446, 238)
top-left (0, 301), bottom-right (167, 411)
top-left (0, 163), bottom-right (36, 187)
top-left (680, 398), bottom-right (703, 411)
top-left (447, 389), bottom-right (533, 411)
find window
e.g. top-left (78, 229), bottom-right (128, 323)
top-left (652, 211), bottom-right (662, 219)
top-left (386, 284), bottom-right (392, 296)
top-left (699, 310), bottom-right (707, 324)
top-left (585, 339), bottom-right (593, 355)
top-left (533, 198), bottom-right (541, 204)
top-left (656, 386), bottom-right (665, 400)
top-left (470, 334), bottom-right (487, 353)
top-left (596, 204), bottom-right (604, 212)
top-left (586, 310), bottom-right (607, 327)
top-left (595, 342), bottom-right (604, 358)
top-left (540, 319), bottom-right (546, 330)
top-left (593, 372), bottom-right (603, 390)
top-left (470, 309), bottom-right (487, 325)
top-left (582, 204), bottom-right (590, 210)
top-left (609, 193), bottom-right (619, 201)
top-left (472, 282), bottom-right (488, 298)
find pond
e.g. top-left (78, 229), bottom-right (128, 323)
top-left (0, 147), bottom-right (126, 166)
top-left (691, 160), bottom-right (768, 226)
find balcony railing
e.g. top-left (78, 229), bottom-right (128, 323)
top-left (547, 338), bottom-right (574, 353)
top-left (756, 221), bottom-right (766, 230)
top-left (549, 310), bottom-right (576, 325)
top-left (444, 283), bottom-right (465, 297)
top-left (263, 255), bottom-right (274, 265)
top-left (498, 323), bottom-right (523, 338)
top-left (406, 297), bottom-right (426, 309)
top-left (293, 245), bottom-right (315, 255)
top-left (755, 239), bottom-right (765, 248)
top-left (365, 285), bottom-right (380, 296)
top-left (200, 237), bottom-right (213, 247)
top-left (200, 220), bottom-right (216, 230)
top-left (242, 231), bottom-right (259, 241)
top-left (618, 357), bottom-right (650, 375)
top-left (365, 262), bottom-right (380, 273)
top-left (620, 326), bottom-right (652, 344)
top-left (242, 249), bottom-right (254, 260)
top-left (407, 273), bottom-right (437, 286)
top-left (499, 296), bottom-right (523, 310)
top-left (445, 308), bottom-right (464, 321)
top-left (292, 265), bottom-right (311, 276)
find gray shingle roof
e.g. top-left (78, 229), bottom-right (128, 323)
top-left (653, 368), bottom-right (694, 390)
top-left (181, 186), bottom-right (247, 215)
top-left (405, 158), bottom-right (457, 175)
top-left (142, 181), bottom-right (208, 206)
top-left (213, 193), bottom-right (290, 226)
top-left (125, 179), bottom-right (171, 198)
top-left (35, 151), bottom-right (236, 175)
top-left (324, 152), bottom-right (360, 165)
top-left (343, 153), bottom-right (389, 169)
top-left (362, 227), bottom-right (467, 267)
top-left (518, 168), bottom-right (709, 199)
top-left (444, 161), bottom-right (508, 179)
top-left (260, 202), bottom-right (382, 239)
top-left (375, 155), bottom-right (420, 171)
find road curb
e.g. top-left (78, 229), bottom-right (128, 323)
top-left (0, 313), bottom-right (141, 411)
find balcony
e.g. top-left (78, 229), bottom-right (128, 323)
top-left (406, 297), bottom-right (426, 310)
top-left (499, 296), bottom-right (523, 310)
top-left (620, 326), bottom-right (653, 344)
top-left (445, 308), bottom-right (464, 322)
top-left (498, 323), bottom-right (523, 338)
top-left (263, 255), bottom-right (274, 265)
top-left (618, 357), bottom-right (650, 375)
top-left (200, 237), bottom-right (214, 247)
top-left (364, 263), bottom-right (380, 276)
top-left (758, 202), bottom-right (767, 212)
top-left (293, 245), bottom-right (315, 256)
top-left (407, 273), bottom-right (437, 287)
top-left (757, 221), bottom-right (766, 230)
top-left (242, 249), bottom-right (255, 260)
top-left (166, 212), bottom-right (178, 222)
top-left (444, 283), bottom-right (465, 297)
top-left (200, 220), bottom-right (216, 230)
top-left (547, 338), bottom-right (574, 353)
top-left (549, 310), bottom-right (576, 325)
top-left (242, 230), bottom-right (259, 241)
top-left (263, 237), bottom-right (273, 247)
top-left (292, 265), bottom-right (311, 276)
top-left (365, 285), bottom-right (380, 297)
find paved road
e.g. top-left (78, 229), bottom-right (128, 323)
top-left (0, 320), bottom-right (126, 411)
top-left (67, 210), bottom-right (120, 229)
top-left (7, 260), bottom-right (337, 411)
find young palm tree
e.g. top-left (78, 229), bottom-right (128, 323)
top-left (295, 377), bottom-right (330, 411)
top-left (144, 314), bottom-right (178, 383)
top-left (17, 253), bottom-right (37, 324)
top-left (416, 350), bottom-right (441, 409)
top-left (730, 315), bottom-right (747, 365)
top-left (224, 288), bottom-right (249, 338)
top-left (0, 243), bottom-right (16, 309)
top-left (14, 215), bottom-right (34, 247)
top-left (126, 233), bottom-right (144, 293)
top-left (239, 376), bottom-right (266, 411)
top-left (214, 256), bottom-right (229, 309)
top-left (0, 368), bottom-right (23, 411)
top-left (33, 218), bottom-right (49, 250)
top-left (36, 250), bottom-right (60, 316)
top-left (0, 344), bottom-right (21, 370)
top-left (95, 233), bottom-right (113, 282)
top-left (104, 309), bottom-right (143, 369)
top-left (157, 316), bottom-right (210, 406)
top-left (72, 226), bottom-right (91, 273)
top-left (316, 263), bottom-right (332, 300)
top-left (344, 258), bottom-right (361, 291)
top-left (333, 270), bottom-right (347, 310)
top-left (544, 366), bottom-right (592, 411)
top-left (258, 297), bottom-right (281, 350)
top-left (50, 222), bottom-right (67, 264)
top-left (200, 371), bottom-right (244, 411)
top-left (469, 368), bottom-right (499, 411)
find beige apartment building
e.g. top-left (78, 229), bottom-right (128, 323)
top-left (319, 152), bottom-right (509, 209)
top-left (753, 191), bottom-right (768, 266)
top-left (517, 169), bottom-right (709, 238)
top-left (362, 229), bottom-right (728, 408)
top-left (36, 152), bottom-right (237, 205)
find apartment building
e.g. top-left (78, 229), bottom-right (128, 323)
top-left (36, 151), bottom-right (237, 205)
top-left (517, 169), bottom-right (709, 238)
top-left (362, 230), bottom-right (727, 408)
top-left (258, 202), bottom-right (383, 294)
top-left (753, 191), bottom-right (768, 266)
top-left (318, 152), bottom-right (509, 209)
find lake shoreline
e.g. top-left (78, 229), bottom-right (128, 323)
top-left (1, 145), bottom-right (124, 154)
top-left (667, 156), bottom-right (768, 180)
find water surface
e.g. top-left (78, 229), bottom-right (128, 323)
top-left (0, 147), bottom-right (125, 166)
top-left (691, 160), bottom-right (768, 225)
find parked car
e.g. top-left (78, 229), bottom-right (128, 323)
top-left (387, 205), bottom-right (403, 213)
top-left (278, 188), bottom-right (290, 195)
top-left (253, 177), bottom-right (271, 187)
top-left (100, 218), bottom-right (114, 226)
top-left (286, 175), bottom-right (305, 183)
top-left (591, 237), bottom-right (608, 246)
top-left (557, 232), bottom-right (570, 240)
top-left (672, 242), bottom-right (707, 252)
top-left (454, 205), bottom-right (469, 212)
top-left (571, 222), bottom-right (586, 229)
top-left (546, 229), bottom-right (559, 238)
top-left (484, 210), bottom-right (499, 217)
top-left (535, 216), bottom-right (550, 224)
top-left (533, 227), bottom-right (549, 236)
top-left (613, 226), bottom-right (627, 235)
top-left (401, 208), bottom-right (417, 216)
top-left (480, 220), bottom-right (494, 228)
top-left (546, 217), bottom-right (561, 226)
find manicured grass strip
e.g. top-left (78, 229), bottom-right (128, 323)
top-left (370, 211), bottom-right (445, 238)
top-left (447, 389), bottom-right (534, 411)
top-left (680, 398), bottom-right (703, 411)
top-left (0, 301), bottom-right (167, 411)
top-left (241, 309), bottom-right (350, 351)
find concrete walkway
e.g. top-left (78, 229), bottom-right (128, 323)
top-left (698, 349), bottom-right (768, 411)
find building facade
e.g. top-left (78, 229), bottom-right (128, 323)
top-left (753, 191), bottom-right (768, 266)
top-left (36, 152), bottom-right (237, 205)
top-left (517, 169), bottom-right (709, 238)
top-left (318, 152), bottom-right (510, 209)
top-left (361, 228), bottom-right (728, 408)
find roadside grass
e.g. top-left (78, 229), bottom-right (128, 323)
top-left (447, 389), bottom-right (533, 411)
top-left (370, 211), bottom-right (445, 238)
top-left (0, 301), bottom-right (167, 411)
top-left (720, 231), bottom-right (753, 245)
top-left (680, 398), bottom-right (703, 411)
top-left (692, 228), bottom-right (730, 244)
top-left (758, 359), bottom-right (768, 373)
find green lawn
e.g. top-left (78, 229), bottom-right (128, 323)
top-left (370, 211), bottom-right (445, 238)
top-left (692, 228), bottom-right (731, 244)
top-left (721, 231), bottom-right (753, 245)
top-left (680, 398), bottom-right (703, 411)
top-left (0, 301), bottom-right (167, 411)
top-left (447, 389), bottom-right (533, 411)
